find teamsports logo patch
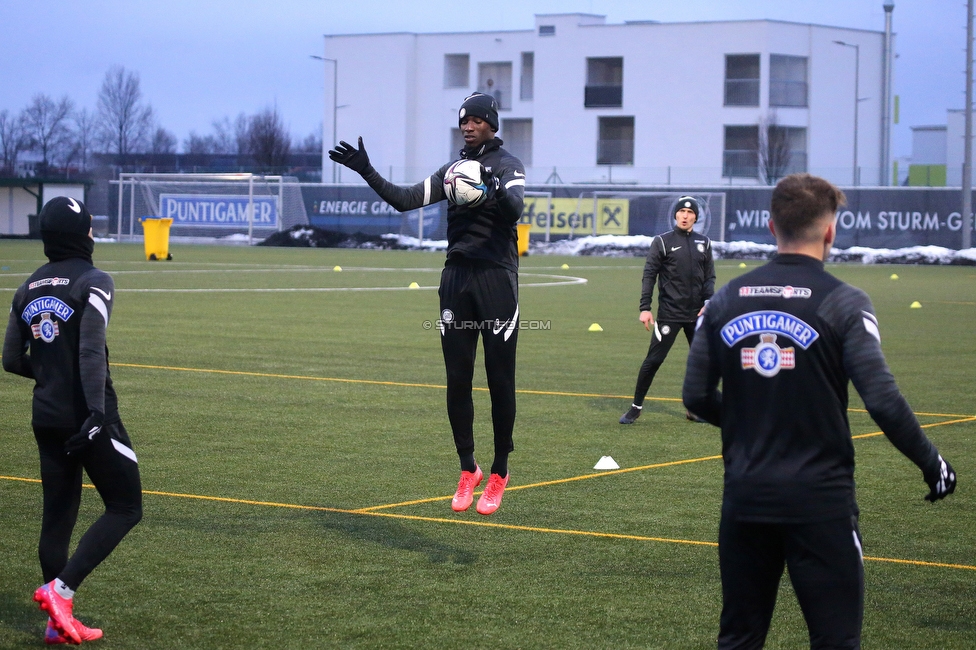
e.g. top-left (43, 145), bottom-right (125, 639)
top-left (28, 277), bottom-right (70, 290)
top-left (21, 297), bottom-right (74, 325)
top-left (738, 285), bottom-right (812, 299)
top-left (741, 333), bottom-right (795, 377)
top-left (721, 310), bottom-right (819, 349)
top-left (31, 312), bottom-right (60, 342)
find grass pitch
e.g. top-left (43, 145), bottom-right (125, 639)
top-left (0, 239), bottom-right (974, 648)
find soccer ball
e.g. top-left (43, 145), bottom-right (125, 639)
top-left (443, 159), bottom-right (488, 207)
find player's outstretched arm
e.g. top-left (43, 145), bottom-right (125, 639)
top-left (682, 309), bottom-right (722, 425)
top-left (329, 136), bottom-right (445, 212)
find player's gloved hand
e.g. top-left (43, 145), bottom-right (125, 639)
top-left (328, 137), bottom-right (371, 174)
top-left (924, 455), bottom-right (956, 502)
top-left (65, 411), bottom-right (104, 455)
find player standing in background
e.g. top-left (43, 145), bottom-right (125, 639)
top-left (619, 196), bottom-right (715, 424)
top-left (329, 92), bottom-right (525, 515)
top-left (683, 173), bottom-right (956, 648)
top-left (4, 197), bottom-right (143, 645)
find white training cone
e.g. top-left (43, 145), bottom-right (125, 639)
top-left (594, 456), bottom-right (620, 470)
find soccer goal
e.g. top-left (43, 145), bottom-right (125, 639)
top-left (112, 173), bottom-right (309, 244)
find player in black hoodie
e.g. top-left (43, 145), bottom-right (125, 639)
top-left (4, 197), bottom-right (142, 645)
top-left (330, 93), bottom-right (525, 515)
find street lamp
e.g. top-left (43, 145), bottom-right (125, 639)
top-left (310, 54), bottom-right (338, 183)
top-left (833, 40), bottom-right (861, 185)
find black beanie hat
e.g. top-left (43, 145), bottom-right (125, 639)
top-left (674, 196), bottom-right (700, 220)
top-left (458, 93), bottom-right (499, 131)
top-left (40, 196), bottom-right (94, 263)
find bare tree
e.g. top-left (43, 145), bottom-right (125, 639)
top-left (151, 126), bottom-right (177, 154)
top-left (295, 130), bottom-right (322, 154)
top-left (71, 108), bottom-right (100, 172)
top-left (0, 109), bottom-right (28, 174)
top-left (97, 65), bottom-right (154, 155)
top-left (758, 112), bottom-right (793, 185)
top-left (23, 94), bottom-right (75, 173)
top-left (211, 114), bottom-right (250, 155)
top-left (183, 131), bottom-right (218, 154)
top-left (248, 106), bottom-right (291, 170)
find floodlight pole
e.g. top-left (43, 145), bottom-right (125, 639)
top-left (963, 0), bottom-right (974, 249)
top-left (834, 41), bottom-right (861, 186)
top-left (311, 53), bottom-right (338, 183)
top-left (881, 4), bottom-right (894, 186)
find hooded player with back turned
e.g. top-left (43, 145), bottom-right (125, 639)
top-left (329, 92), bottom-right (525, 515)
top-left (4, 196), bottom-right (143, 645)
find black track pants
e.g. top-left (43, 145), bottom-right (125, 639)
top-left (717, 516), bottom-right (864, 650)
top-left (632, 320), bottom-right (695, 406)
top-left (438, 264), bottom-right (518, 459)
top-left (34, 422), bottom-right (143, 590)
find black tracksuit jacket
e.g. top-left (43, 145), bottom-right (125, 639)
top-left (360, 137), bottom-right (525, 271)
top-left (683, 254), bottom-right (941, 522)
top-left (640, 226), bottom-right (716, 321)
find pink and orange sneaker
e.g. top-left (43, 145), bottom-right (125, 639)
top-left (45, 617), bottom-right (103, 645)
top-left (451, 465), bottom-right (484, 512)
top-left (476, 473), bottom-right (509, 515)
top-left (34, 582), bottom-right (81, 645)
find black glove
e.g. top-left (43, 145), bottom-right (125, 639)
top-left (924, 455), bottom-right (957, 502)
top-left (328, 137), bottom-right (372, 174)
top-left (65, 411), bottom-right (104, 456)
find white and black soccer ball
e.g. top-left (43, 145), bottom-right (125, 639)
top-left (443, 159), bottom-right (488, 207)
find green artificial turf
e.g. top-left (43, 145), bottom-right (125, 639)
top-left (0, 240), bottom-right (973, 648)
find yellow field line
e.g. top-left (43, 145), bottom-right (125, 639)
top-left (355, 455), bottom-right (724, 512)
top-left (852, 416), bottom-right (976, 440)
top-left (109, 362), bottom-right (976, 416)
top-left (3, 473), bottom-right (972, 570)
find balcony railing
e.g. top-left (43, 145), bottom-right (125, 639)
top-left (585, 85), bottom-right (623, 108)
top-left (597, 138), bottom-right (634, 165)
top-left (724, 79), bottom-right (759, 106)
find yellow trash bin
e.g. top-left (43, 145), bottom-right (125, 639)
top-left (517, 223), bottom-right (531, 256)
top-left (141, 217), bottom-right (173, 261)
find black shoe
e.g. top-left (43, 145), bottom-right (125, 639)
top-left (686, 410), bottom-right (708, 424)
top-left (619, 406), bottom-right (642, 424)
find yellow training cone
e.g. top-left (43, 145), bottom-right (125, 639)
top-left (588, 323), bottom-right (603, 332)
top-left (910, 301), bottom-right (922, 309)
top-left (333, 265), bottom-right (342, 272)
top-left (890, 273), bottom-right (899, 280)
top-left (561, 263), bottom-right (570, 269)
top-left (739, 262), bottom-right (747, 268)
top-left (408, 282), bottom-right (420, 289)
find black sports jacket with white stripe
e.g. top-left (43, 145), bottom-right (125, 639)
top-left (683, 253), bottom-right (941, 523)
top-left (359, 137), bottom-right (525, 272)
top-left (640, 226), bottom-right (715, 322)
top-left (4, 257), bottom-right (119, 428)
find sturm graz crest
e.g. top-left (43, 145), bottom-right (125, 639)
top-left (31, 312), bottom-right (60, 343)
top-left (741, 333), bottom-right (795, 377)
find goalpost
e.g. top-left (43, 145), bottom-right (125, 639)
top-left (112, 173), bottom-right (309, 245)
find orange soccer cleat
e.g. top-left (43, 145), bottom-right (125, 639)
top-left (476, 472), bottom-right (510, 515)
top-left (451, 465), bottom-right (484, 512)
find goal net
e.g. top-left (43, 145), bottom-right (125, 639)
top-left (113, 173), bottom-right (308, 242)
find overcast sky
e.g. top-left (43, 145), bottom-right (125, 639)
top-left (0, 0), bottom-right (964, 158)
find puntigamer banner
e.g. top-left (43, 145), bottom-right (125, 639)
top-left (159, 194), bottom-right (279, 228)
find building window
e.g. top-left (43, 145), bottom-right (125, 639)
top-left (444, 54), bottom-right (469, 89)
top-left (520, 52), bottom-right (534, 101)
top-left (597, 116), bottom-right (634, 165)
top-left (761, 126), bottom-right (807, 182)
top-left (724, 54), bottom-right (760, 106)
top-left (585, 57), bottom-right (623, 108)
top-left (723, 125), bottom-right (759, 178)
top-left (539, 25), bottom-right (555, 36)
top-left (478, 62), bottom-right (513, 110)
top-left (769, 55), bottom-right (808, 107)
top-left (502, 118), bottom-right (532, 166)
top-left (450, 128), bottom-right (465, 158)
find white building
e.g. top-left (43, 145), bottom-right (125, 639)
top-left (321, 13), bottom-right (889, 186)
